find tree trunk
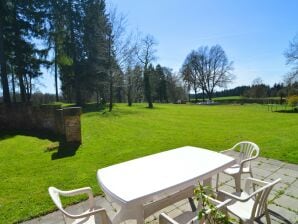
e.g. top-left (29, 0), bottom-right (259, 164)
top-left (107, 31), bottom-right (113, 112)
top-left (11, 68), bottom-right (16, 103)
top-left (207, 91), bottom-right (212, 100)
top-left (0, 22), bottom-right (11, 105)
top-left (128, 90), bottom-right (132, 106)
top-left (144, 70), bottom-right (153, 108)
top-left (194, 88), bottom-right (198, 103)
top-left (127, 75), bottom-right (132, 106)
top-left (109, 71), bottom-right (113, 112)
top-left (13, 4), bottom-right (26, 103)
top-left (68, 0), bottom-right (81, 106)
top-left (25, 75), bottom-right (32, 102)
top-left (96, 90), bottom-right (99, 106)
top-left (75, 76), bottom-right (82, 105)
top-left (18, 74), bottom-right (26, 103)
top-left (54, 44), bottom-right (59, 101)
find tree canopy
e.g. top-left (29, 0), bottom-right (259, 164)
top-left (181, 45), bottom-right (234, 101)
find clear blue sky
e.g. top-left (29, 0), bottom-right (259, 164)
top-left (40, 0), bottom-right (298, 93)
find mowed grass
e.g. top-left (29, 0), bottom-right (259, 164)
top-left (0, 103), bottom-right (297, 223)
top-left (213, 96), bottom-right (244, 100)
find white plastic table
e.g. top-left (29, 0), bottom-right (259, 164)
top-left (97, 146), bottom-right (236, 224)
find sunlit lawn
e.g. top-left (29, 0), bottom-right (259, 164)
top-left (0, 103), bottom-right (297, 223)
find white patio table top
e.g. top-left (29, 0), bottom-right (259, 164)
top-left (97, 146), bottom-right (236, 224)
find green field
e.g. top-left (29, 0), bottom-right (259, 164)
top-left (0, 103), bottom-right (297, 223)
top-left (212, 96), bottom-right (244, 100)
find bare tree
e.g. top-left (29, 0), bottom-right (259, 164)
top-left (137, 34), bottom-right (157, 108)
top-left (284, 35), bottom-right (298, 96)
top-left (249, 77), bottom-right (268, 98)
top-left (181, 51), bottom-right (200, 102)
top-left (115, 31), bottom-right (139, 107)
top-left (191, 47), bottom-right (208, 101)
top-left (181, 45), bottom-right (234, 101)
top-left (107, 7), bottom-right (137, 111)
top-left (285, 35), bottom-right (298, 64)
top-left (203, 45), bottom-right (234, 100)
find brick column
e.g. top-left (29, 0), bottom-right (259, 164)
top-left (62, 107), bottom-right (82, 144)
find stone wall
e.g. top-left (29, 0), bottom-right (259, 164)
top-left (0, 104), bottom-right (82, 143)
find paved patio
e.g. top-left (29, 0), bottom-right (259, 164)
top-left (23, 153), bottom-right (298, 224)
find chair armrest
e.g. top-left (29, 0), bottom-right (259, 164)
top-left (215, 198), bottom-right (232, 209)
top-left (218, 190), bottom-right (251, 202)
top-left (245, 177), bottom-right (269, 186)
top-left (239, 156), bottom-right (258, 172)
top-left (159, 212), bottom-right (180, 224)
top-left (222, 142), bottom-right (243, 153)
top-left (220, 148), bottom-right (234, 153)
top-left (203, 197), bottom-right (232, 214)
top-left (63, 207), bottom-right (107, 219)
top-left (240, 156), bottom-right (258, 165)
top-left (56, 187), bottom-right (93, 197)
top-left (204, 196), bottom-right (232, 208)
top-left (56, 187), bottom-right (95, 209)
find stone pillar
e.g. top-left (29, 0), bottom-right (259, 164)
top-left (55, 109), bottom-right (64, 135)
top-left (62, 107), bottom-right (82, 144)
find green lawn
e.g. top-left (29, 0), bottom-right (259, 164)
top-left (0, 103), bottom-right (297, 223)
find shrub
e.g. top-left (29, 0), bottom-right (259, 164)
top-left (287, 95), bottom-right (298, 107)
top-left (194, 182), bottom-right (231, 224)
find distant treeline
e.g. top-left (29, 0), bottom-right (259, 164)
top-left (193, 82), bottom-right (298, 100)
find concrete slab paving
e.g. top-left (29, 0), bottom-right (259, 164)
top-left (286, 184), bottom-right (298, 198)
top-left (274, 195), bottom-right (298, 212)
top-left (269, 204), bottom-right (298, 224)
top-left (21, 155), bottom-right (298, 224)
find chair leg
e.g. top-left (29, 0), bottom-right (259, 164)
top-left (249, 171), bottom-right (253, 178)
top-left (188, 197), bottom-right (197, 212)
top-left (216, 173), bottom-right (220, 192)
top-left (249, 171), bottom-right (257, 192)
top-left (265, 209), bottom-right (271, 224)
top-left (234, 175), bottom-right (241, 192)
top-left (62, 214), bottom-right (67, 224)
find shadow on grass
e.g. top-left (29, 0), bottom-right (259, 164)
top-left (82, 103), bottom-right (106, 113)
top-left (82, 103), bottom-right (143, 117)
top-left (0, 129), bottom-right (60, 141)
top-left (275, 109), bottom-right (298, 113)
top-left (0, 129), bottom-right (80, 160)
top-left (51, 142), bottom-right (80, 160)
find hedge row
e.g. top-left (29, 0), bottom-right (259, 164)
top-left (190, 98), bottom-right (285, 104)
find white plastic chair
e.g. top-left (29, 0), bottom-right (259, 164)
top-left (216, 141), bottom-right (260, 192)
top-left (218, 177), bottom-right (281, 224)
top-left (48, 186), bottom-right (111, 224)
top-left (159, 196), bottom-right (231, 224)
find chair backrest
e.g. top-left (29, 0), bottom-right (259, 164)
top-left (48, 187), bottom-right (64, 211)
top-left (233, 141), bottom-right (260, 168)
top-left (245, 178), bottom-right (281, 219)
top-left (49, 186), bottom-right (71, 223)
top-left (49, 186), bottom-right (110, 224)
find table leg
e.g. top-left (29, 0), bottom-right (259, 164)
top-left (203, 177), bottom-right (212, 187)
top-left (203, 177), bottom-right (213, 195)
top-left (135, 209), bottom-right (145, 224)
top-left (111, 206), bottom-right (144, 224)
